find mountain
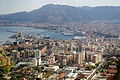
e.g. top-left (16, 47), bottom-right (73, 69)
top-left (0, 4), bottom-right (120, 24)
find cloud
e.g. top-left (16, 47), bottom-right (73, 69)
top-left (0, 0), bottom-right (120, 14)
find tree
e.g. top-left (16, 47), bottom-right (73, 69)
top-left (85, 64), bottom-right (95, 70)
top-left (0, 50), bottom-right (3, 53)
top-left (108, 58), bottom-right (120, 80)
top-left (10, 76), bottom-right (17, 80)
top-left (115, 58), bottom-right (120, 80)
top-left (4, 64), bottom-right (11, 74)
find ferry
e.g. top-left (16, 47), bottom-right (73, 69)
top-left (62, 31), bottom-right (74, 36)
top-left (35, 35), bottom-right (50, 39)
top-left (74, 36), bottom-right (86, 40)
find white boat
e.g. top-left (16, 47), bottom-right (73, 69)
top-left (74, 36), bottom-right (86, 40)
top-left (62, 31), bottom-right (74, 36)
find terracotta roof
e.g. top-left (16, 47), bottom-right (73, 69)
top-left (76, 75), bottom-right (85, 79)
top-left (108, 69), bottom-right (117, 74)
top-left (58, 72), bottom-right (67, 78)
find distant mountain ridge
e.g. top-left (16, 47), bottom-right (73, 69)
top-left (0, 4), bottom-right (120, 24)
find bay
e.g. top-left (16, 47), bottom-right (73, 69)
top-left (0, 26), bottom-right (73, 44)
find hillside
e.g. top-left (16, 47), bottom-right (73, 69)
top-left (0, 4), bottom-right (120, 24)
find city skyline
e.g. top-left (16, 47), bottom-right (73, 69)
top-left (0, 0), bottom-right (120, 14)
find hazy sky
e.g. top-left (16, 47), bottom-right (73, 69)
top-left (0, 0), bottom-right (120, 14)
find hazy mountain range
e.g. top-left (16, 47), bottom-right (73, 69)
top-left (0, 4), bottom-right (120, 24)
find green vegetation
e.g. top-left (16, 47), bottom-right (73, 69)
top-left (85, 64), bottom-right (95, 70)
top-left (100, 60), bottom-right (108, 72)
top-left (95, 62), bottom-right (100, 67)
top-left (103, 54), bottom-right (111, 58)
top-left (113, 58), bottom-right (120, 80)
top-left (43, 70), bottom-right (54, 78)
top-left (0, 50), bottom-right (3, 54)
top-left (10, 77), bottom-right (17, 80)
top-left (59, 65), bottom-right (65, 68)
top-left (106, 57), bottom-right (120, 80)
top-left (11, 62), bottom-right (16, 67)
top-left (0, 65), bottom-right (4, 74)
top-left (4, 65), bottom-right (11, 74)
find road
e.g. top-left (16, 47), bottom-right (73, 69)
top-left (87, 60), bottom-right (105, 80)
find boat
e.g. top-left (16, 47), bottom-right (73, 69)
top-left (42, 35), bottom-right (50, 39)
top-left (62, 31), bottom-right (74, 36)
top-left (74, 36), bottom-right (86, 40)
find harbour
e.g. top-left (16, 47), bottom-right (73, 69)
top-left (0, 26), bottom-right (74, 44)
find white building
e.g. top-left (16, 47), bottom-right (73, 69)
top-left (93, 53), bottom-right (102, 63)
top-left (45, 65), bottom-right (59, 71)
top-left (33, 50), bottom-right (41, 66)
top-left (66, 72), bottom-right (78, 80)
top-left (76, 52), bottom-right (85, 64)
